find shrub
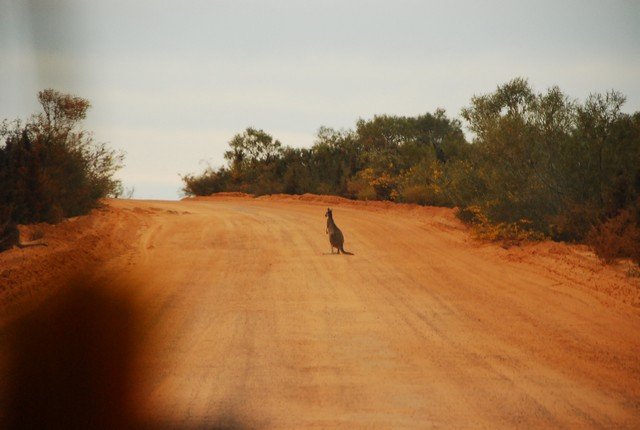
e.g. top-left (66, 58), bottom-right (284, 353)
top-left (587, 206), bottom-right (640, 264)
top-left (181, 167), bottom-right (230, 196)
top-left (282, 162), bottom-right (312, 195)
top-left (458, 205), bottom-right (546, 246)
top-left (397, 158), bottom-right (451, 206)
top-left (0, 90), bottom-right (123, 228)
top-left (547, 203), bottom-right (600, 242)
top-left (473, 219), bottom-right (547, 245)
top-left (346, 168), bottom-right (377, 200)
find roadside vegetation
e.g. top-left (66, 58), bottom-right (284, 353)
top-left (0, 89), bottom-right (124, 250)
top-left (183, 78), bottom-right (640, 264)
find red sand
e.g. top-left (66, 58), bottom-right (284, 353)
top-left (1, 194), bottom-right (639, 428)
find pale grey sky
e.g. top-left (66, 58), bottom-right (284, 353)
top-left (1, 0), bottom-right (639, 199)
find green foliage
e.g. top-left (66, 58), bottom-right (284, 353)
top-left (356, 110), bottom-right (467, 174)
top-left (224, 127), bottom-right (282, 169)
top-left (397, 155), bottom-right (451, 206)
top-left (281, 147), bottom-right (313, 195)
top-left (455, 78), bottom-right (640, 245)
top-left (182, 78), bottom-right (639, 264)
top-left (310, 127), bottom-right (362, 195)
top-left (346, 168), bottom-right (378, 200)
top-left (0, 89), bottom-right (124, 229)
top-left (181, 166), bottom-right (230, 196)
top-left (457, 205), bottom-right (547, 245)
top-left (182, 112), bottom-right (466, 201)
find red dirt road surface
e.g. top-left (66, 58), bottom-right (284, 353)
top-left (1, 194), bottom-right (640, 428)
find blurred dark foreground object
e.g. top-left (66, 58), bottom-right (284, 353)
top-left (1, 274), bottom-right (255, 430)
top-left (3, 276), bottom-right (139, 429)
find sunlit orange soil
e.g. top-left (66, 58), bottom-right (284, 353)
top-left (1, 194), bottom-right (639, 428)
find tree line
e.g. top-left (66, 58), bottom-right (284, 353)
top-left (183, 78), bottom-right (640, 264)
top-left (1, 83), bottom-right (637, 263)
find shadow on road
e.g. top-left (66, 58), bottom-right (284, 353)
top-left (2, 272), bottom-right (256, 430)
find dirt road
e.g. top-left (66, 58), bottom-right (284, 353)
top-left (2, 195), bottom-right (640, 428)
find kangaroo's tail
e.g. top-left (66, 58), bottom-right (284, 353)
top-left (339, 246), bottom-right (354, 255)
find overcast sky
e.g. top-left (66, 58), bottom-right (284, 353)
top-left (1, 0), bottom-right (639, 199)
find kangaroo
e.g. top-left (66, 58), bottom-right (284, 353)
top-left (325, 208), bottom-right (353, 255)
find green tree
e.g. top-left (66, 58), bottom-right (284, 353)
top-left (455, 78), bottom-right (640, 241)
top-left (181, 166), bottom-right (231, 196)
top-left (280, 147), bottom-right (313, 195)
top-left (0, 89), bottom-right (124, 226)
top-left (310, 127), bottom-right (361, 195)
top-left (224, 127), bottom-right (282, 169)
top-left (354, 111), bottom-right (468, 201)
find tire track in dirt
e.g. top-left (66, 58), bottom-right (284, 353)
top-left (2, 196), bottom-right (639, 428)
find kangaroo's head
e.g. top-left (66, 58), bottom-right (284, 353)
top-left (325, 208), bottom-right (332, 218)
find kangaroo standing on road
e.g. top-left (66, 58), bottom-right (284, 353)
top-left (325, 208), bottom-right (353, 255)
